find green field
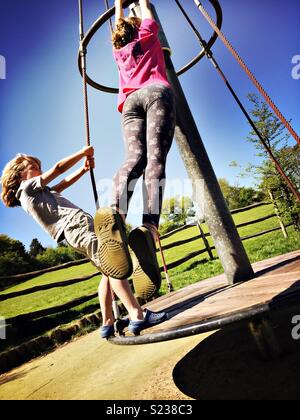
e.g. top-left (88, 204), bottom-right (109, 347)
top-left (0, 203), bottom-right (299, 323)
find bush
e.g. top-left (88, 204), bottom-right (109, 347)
top-left (36, 246), bottom-right (84, 268)
top-left (159, 220), bottom-right (182, 235)
top-left (0, 235), bottom-right (37, 276)
top-left (0, 252), bottom-right (34, 276)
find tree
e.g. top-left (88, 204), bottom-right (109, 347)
top-left (159, 196), bottom-right (196, 234)
top-left (0, 234), bottom-right (27, 257)
top-left (0, 235), bottom-right (33, 276)
top-left (245, 94), bottom-right (300, 230)
top-left (260, 157), bottom-right (300, 231)
top-left (29, 238), bottom-right (46, 257)
top-left (218, 178), bottom-right (264, 210)
top-left (35, 246), bottom-right (84, 268)
top-left (247, 93), bottom-right (290, 155)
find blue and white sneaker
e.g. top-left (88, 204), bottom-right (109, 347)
top-left (100, 324), bottom-right (115, 340)
top-left (128, 309), bottom-right (168, 336)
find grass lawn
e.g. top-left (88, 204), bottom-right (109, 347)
top-left (0, 203), bottom-right (299, 339)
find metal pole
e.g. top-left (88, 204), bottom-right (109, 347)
top-left (132, 3), bottom-right (254, 284)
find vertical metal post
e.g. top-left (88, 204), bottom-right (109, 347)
top-left (132, 3), bottom-right (254, 284)
top-left (269, 191), bottom-right (288, 239)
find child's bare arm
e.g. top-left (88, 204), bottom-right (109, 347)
top-left (52, 157), bottom-right (95, 194)
top-left (115, 0), bottom-right (125, 25)
top-left (41, 146), bottom-right (94, 187)
top-left (139, 0), bottom-right (153, 20)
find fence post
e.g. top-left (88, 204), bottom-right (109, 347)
top-left (269, 191), bottom-right (288, 239)
top-left (197, 222), bottom-right (214, 261)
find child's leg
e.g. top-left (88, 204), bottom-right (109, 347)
top-left (112, 91), bottom-right (147, 218)
top-left (109, 277), bottom-right (144, 321)
top-left (125, 85), bottom-right (175, 301)
top-left (98, 275), bottom-right (114, 326)
top-left (143, 85), bottom-right (176, 229)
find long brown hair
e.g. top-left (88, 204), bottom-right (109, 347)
top-left (1, 154), bottom-right (41, 208)
top-left (112, 17), bottom-right (141, 49)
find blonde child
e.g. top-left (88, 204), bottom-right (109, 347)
top-left (1, 147), bottom-right (167, 338)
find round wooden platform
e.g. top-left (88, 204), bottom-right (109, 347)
top-left (109, 251), bottom-right (300, 345)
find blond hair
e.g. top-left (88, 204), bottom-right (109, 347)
top-left (1, 154), bottom-right (41, 208)
top-left (112, 17), bottom-right (142, 49)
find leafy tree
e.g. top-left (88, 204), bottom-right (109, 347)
top-left (29, 238), bottom-right (46, 257)
top-left (260, 158), bottom-right (300, 230)
top-left (0, 234), bottom-right (27, 258)
top-left (218, 178), bottom-right (264, 210)
top-left (0, 235), bottom-right (34, 276)
top-left (159, 196), bottom-right (196, 234)
top-left (247, 93), bottom-right (290, 155)
top-left (241, 94), bottom-right (300, 230)
top-left (36, 246), bottom-right (84, 268)
top-left (0, 235), bottom-right (85, 277)
top-left (161, 196), bottom-right (195, 225)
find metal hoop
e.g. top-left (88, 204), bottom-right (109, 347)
top-left (78, 0), bottom-right (223, 93)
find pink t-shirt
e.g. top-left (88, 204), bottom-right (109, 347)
top-left (113, 19), bottom-right (171, 113)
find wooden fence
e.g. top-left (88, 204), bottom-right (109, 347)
top-left (0, 258), bottom-right (89, 290)
top-left (1, 201), bottom-right (291, 328)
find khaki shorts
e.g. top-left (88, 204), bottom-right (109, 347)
top-left (63, 211), bottom-right (101, 270)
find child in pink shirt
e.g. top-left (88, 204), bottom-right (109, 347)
top-left (102, 0), bottom-right (176, 302)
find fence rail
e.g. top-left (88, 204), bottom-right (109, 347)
top-left (0, 272), bottom-right (100, 302)
top-left (230, 201), bottom-right (271, 215)
top-left (0, 258), bottom-right (89, 291)
top-left (5, 292), bottom-right (98, 326)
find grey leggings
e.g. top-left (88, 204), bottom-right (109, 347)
top-left (112, 84), bottom-right (176, 228)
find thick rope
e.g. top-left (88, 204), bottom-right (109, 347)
top-left (176, 0), bottom-right (300, 203)
top-left (194, 0), bottom-right (300, 147)
top-left (78, 0), bottom-right (100, 209)
top-left (104, 0), bottom-right (114, 33)
top-left (79, 0), bottom-right (120, 321)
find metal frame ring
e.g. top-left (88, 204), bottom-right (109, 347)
top-left (78, 0), bottom-right (223, 93)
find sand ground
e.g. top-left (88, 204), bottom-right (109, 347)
top-left (0, 330), bottom-right (211, 400)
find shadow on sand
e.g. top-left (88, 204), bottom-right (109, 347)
top-left (173, 307), bottom-right (300, 400)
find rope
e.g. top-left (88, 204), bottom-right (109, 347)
top-left (78, 0), bottom-right (100, 209)
top-left (78, 0), bottom-right (120, 322)
top-left (175, 0), bottom-right (300, 204)
top-left (194, 0), bottom-right (300, 148)
top-left (104, 0), bottom-right (114, 34)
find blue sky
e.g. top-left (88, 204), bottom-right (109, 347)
top-left (0, 0), bottom-right (299, 249)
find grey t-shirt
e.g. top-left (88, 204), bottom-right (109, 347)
top-left (16, 176), bottom-right (81, 242)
